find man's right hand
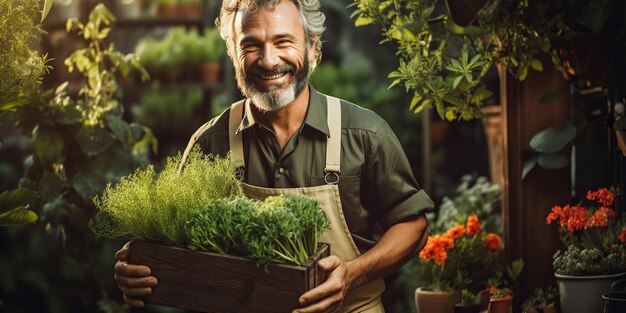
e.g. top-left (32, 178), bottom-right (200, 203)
top-left (114, 242), bottom-right (158, 307)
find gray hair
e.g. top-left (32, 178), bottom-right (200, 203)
top-left (216, 0), bottom-right (326, 69)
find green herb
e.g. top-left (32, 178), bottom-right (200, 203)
top-left (553, 244), bottom-right (626, 276)
top-left (89, 148), bottom-right (243, 245)
top-left (186, 195), bottom-right (329, 267)
top-left (0, 0), bottom-right (51, 111)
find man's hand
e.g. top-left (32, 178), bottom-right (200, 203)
top-left (113, 242), bottom-right (158, 307)
top-left (293, 255), bottom-right (353, 313)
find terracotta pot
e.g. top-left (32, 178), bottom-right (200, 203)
top-left (200, 62), bottom-right (222, 85)
top-left (415, 288), bottom-right (461, 313)
top-left (615, 130), bottom-right (626, 157)
top-left (555, 272), bottom-right (626, 313)
top-left (156, 4), bottom-right (178, 18)
top-left (488, 295), bottom-right (512, 313)
top-left (177, 3), bottom-right (200, 18)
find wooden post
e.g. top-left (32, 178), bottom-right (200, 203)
top-left (500, 63), bottom-right (572, 295)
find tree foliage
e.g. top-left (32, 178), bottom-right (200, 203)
top-left (350, 0), bottom-right (614, 121)
top-left (15, 4), bottom-right (154, 260)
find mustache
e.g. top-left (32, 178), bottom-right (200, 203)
top-left (247, 63), bottom-right (296, 78)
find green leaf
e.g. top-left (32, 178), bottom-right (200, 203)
top-left (0, 207), bottom-right (38, 226)
top-left (34, 127), bottom-right (65, 166)
top-left (132, 125), bottom-right (158, 155)
top-left (75, 126), bottom-right (116, 156)
top-left (388, 78), bottom-right (402, 89)
top-left (522, 156), bottom-right (538, 180)
top-left (435, 99), bottom-right (445, 120)
top-left (538, 91), bottom-right (564, 104)
top-left (105, 113), bottom-right (131, 151)
top-left (41, 0), bottom-right (53, 22)
top-left (97, 28), bottom-right (111, 40)
top-left (414, 98), bottom-right (430, 114)
top-left (537, 154), bottom-right (569, 169)
top-left (452, 76), bottom-right (464, 89)
top-left (409, 94), bottom-right (422, 111)
top-left (530, 59), bottom-right (543, 72)
top-left (0, 94), bottom-right (28, 112)
top-left (355, 16), bottom-right (375, 27)
top-left (442, 94), bottom-right (462, 107)
top-left (0, 189), bottom-right (38, 214)
top-left (529, 127), bottom-right (576, 153)
top-left (0, 189), bottom-right (39, 226)
top-left (73, 145), bottom-right (137, 202)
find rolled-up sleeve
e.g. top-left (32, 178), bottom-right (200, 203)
top-left (363, 120), bottom-right (435, 230)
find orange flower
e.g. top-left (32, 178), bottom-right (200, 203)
top-left (620, 228), bottom-right (626, 244)
top-left (445, 224), bottom-right (465, 239)
top-left (419, 235), bottom-right (454, 265)
top-left (483, 233), bottom-right (502, 252)
top-left (466, 215), bottom-right (482, 235)
top-left (587, 188), bottom-right (615, 207)
top-left (585, 207), bottom-right (618, 229)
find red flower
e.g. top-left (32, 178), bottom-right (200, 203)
top-left (587, 188), bottom-right (615, 207)
top-left (466, 215), bottom-right (482, 235)
top-left (586, 207), bottom-right (618, 229)
top-left (619, 229), bottom-right (626, 244)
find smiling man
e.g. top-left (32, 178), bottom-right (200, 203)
top-left (113, 1), bottom-right (433, 312)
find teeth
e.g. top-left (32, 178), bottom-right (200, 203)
top-left (260, 73), bottom-right (286, 80)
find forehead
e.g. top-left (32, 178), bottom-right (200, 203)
top-left (234, 1), bottom-right (305, 40)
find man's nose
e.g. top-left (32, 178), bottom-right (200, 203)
top-left (258, 45), bottom-right (280, 70)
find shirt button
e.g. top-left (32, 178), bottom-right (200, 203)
top-left (278, 167), bottom-right (285, 175)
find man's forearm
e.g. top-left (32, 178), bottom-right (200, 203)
top-left (345, 214), bottom-right (429, 289)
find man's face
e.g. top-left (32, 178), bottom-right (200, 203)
top-left (231, 1), bottom-right (316, 112)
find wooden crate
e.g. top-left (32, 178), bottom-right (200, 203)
top-left (129, 241), bottom-right (329, 313)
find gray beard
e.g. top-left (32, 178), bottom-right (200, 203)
top-left (250, 86), bottom-right (296, 112)
top-left (235, 50), bottom-right (310, 112)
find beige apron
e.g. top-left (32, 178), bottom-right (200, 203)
top-left (180, 96), bottom-right (386, 313)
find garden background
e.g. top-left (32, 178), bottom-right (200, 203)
top-left (1, 0), bottom-right (625, 313)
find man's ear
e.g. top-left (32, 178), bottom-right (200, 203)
top-left (308, 34), bottom-right (318, 64)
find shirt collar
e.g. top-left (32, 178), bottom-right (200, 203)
top-left (235, 84), bottom-right (330, 137)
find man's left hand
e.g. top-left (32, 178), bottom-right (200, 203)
top-left (293, 255), bottom-right (354, 313)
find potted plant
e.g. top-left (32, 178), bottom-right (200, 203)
top-left (546, 187), bottom-right (626, 313)
top-left (487, 286), bottom-right (513, 313)
top-left (415, 214), bottom-right (503, 313)
top-left (613, 101), bottom-right (626, 157)
top-left (454, 289), bottom-right (483, 313)
top-left (522, 286), bottom-right (558, 313)
top-left (198, 27), bottom-right (226, 84)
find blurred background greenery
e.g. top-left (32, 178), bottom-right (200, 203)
top-left (0, 0), bottom-right (491, 312)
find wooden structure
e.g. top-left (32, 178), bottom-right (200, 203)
top-left (129, 242), bottom-right (329, 313)
top-left (499, 63), bottom-right (572, 292)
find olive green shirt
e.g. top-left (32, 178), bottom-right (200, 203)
top-left (192, 86), bottom-right (434, 251)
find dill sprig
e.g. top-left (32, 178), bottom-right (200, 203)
top-left (89, 148), bottom-right (243, 245)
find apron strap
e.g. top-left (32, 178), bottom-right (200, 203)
top-left (228, 100), bottom-right (246, 170)
top-left (324, 95), bottom-right (341, 184)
